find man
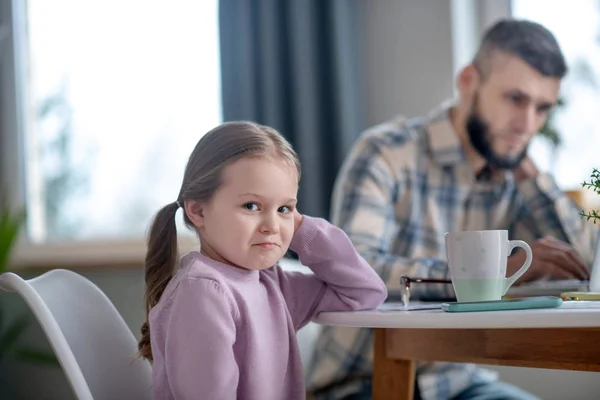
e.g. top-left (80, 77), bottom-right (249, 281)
top-left (307, 19), bottom-right (597, 400)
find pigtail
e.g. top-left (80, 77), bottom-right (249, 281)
top-left (138, 201), bottom-right (180, 361)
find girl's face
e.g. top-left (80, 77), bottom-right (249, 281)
top-left (188, 156), bottom-right (298, 271)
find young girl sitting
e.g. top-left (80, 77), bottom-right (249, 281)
top-left (138, 121), bottom-right (387, 399)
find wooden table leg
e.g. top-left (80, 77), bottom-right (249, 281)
top-left (373, 328), bottom-right (416, 400)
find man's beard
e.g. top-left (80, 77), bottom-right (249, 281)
top-left (466, 98), bottom-right (528, 170)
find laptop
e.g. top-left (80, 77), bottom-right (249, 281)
top-left (506, 234), bottom-right (600, 297)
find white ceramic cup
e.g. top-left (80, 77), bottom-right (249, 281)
top-left (445, 230), bottom-right (533, 302)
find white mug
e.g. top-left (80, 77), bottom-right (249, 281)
top-left (445, 230), bottom-right (532, 302)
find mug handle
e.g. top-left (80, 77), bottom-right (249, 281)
top-left (503, 240), bottom-right (533, 294)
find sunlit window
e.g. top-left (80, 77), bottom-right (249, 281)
top-left (23, 0), bottom-right (221, 243)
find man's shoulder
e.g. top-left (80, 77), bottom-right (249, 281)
top-left (360, 114), bottom-right (427, 148)
top-left (350, 114), bottom-right (431, 168)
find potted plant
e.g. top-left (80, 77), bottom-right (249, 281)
top-left (581, 168), bottom-right (600, 223)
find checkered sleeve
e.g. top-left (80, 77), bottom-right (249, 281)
top-left (330, 132), bottom-right (452, 299)
top-left (515, 173), bottom-right (599, 265)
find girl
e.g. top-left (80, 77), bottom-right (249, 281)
top-left (138, 121), bottom-right (387, 400)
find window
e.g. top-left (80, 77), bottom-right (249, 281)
top-left (18, 0), bottom-right (222, 245)
top-left (513, 0), bottom-right (600, 201)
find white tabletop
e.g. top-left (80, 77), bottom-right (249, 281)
top-left (313, 301), bottom-right (600, 329)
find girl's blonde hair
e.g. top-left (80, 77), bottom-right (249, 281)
top-left (138, 121), bottom-right (300, 361)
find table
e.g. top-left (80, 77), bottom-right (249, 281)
top-left (313, 302), bottom-right (600, 400)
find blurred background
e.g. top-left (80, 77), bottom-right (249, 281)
top-left (1, 0), bottom-right (600, 398)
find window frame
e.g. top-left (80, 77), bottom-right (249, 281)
top-left (10, 236), bottom-right (200, 270)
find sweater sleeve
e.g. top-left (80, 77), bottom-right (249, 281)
top-left (276, 215), bottom-right (388, 330)
top-left (161, 277), bottom-right (239, 400)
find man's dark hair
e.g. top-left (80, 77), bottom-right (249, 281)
top-left (473, 19), bottom-right (567, 79)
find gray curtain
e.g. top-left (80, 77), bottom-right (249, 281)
top-left (219, 0), bottom-right (365, 220)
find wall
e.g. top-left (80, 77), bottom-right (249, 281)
top-left (361, 0), bottom-right (455, 126)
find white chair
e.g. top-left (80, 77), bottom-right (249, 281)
top-left (0, 269), bottom-right (152, 400)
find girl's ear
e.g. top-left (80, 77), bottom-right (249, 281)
top-left (184, 200), bottom-right (206, 229)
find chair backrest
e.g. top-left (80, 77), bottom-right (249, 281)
top-left (0, 269), bottom-right (152, 400)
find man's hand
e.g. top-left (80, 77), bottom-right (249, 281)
top-left (513, 156), bottom-right (539, 182)
top-left (508, 236), bottom-right (590, 284)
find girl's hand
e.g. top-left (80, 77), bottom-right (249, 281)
top-left (293, 209), bottom-right (304, 234)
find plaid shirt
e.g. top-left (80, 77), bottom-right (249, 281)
top-left (307, 101), bottom-right (598, 400)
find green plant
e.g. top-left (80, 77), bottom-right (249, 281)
top-left (0, 201), bottom-right (58, 366)
top-left (580, 168), bottom-right (600, 223)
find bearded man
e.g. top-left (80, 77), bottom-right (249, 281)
top-left (308, 18), bottom-right (597, 400)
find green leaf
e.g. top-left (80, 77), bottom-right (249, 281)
top-left (580, 169), bottom-right (600, 222)
top-left (0, 205), bottom-right (26, 273)
top-left (13, 347), bottom-right (59, 366)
